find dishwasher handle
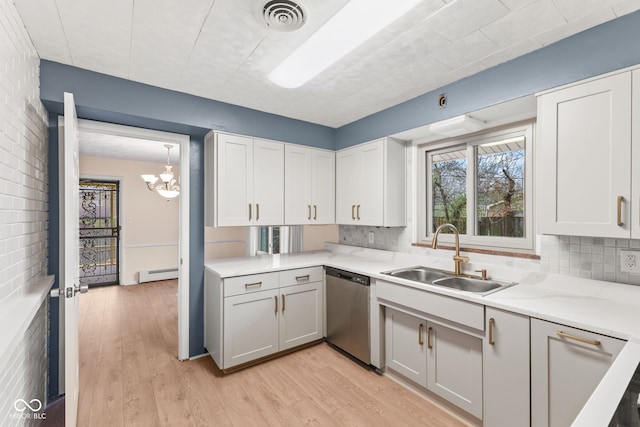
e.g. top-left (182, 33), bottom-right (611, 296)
top-left (325, 267), bottom-right (370, 286)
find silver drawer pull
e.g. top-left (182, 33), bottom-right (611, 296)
top-left (295, 275), bottom-right (310, 281)
top-left (245, 281), bottom-right (262, 288)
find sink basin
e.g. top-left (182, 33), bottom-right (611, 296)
top-left (432, 276), bottom-right (502, 294)
top-left (382, 266), bottom-right (513, 295)
top-left (383, 266), bottom-right (451, 283)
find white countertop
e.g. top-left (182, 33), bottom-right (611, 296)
top-left (205, 243), bottom-right (640, 425)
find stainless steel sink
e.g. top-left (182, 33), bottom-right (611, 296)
top-left (432, 276), bottom-right (502, 294)
top-left (383, 266), bottom-right (451, 283)
top-left (382, 266), bottom-right (513, 295)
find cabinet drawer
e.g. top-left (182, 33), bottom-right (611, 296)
top-left (377, 280), bottom-right (484, 330)
top-left (224, 272), bottom-right (279, 297)
top-left (280, 266), bottom-right (323, 287)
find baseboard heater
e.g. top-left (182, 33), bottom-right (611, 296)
top-left (139, 268), bottom-right (179, 283)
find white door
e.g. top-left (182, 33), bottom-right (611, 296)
top-left (216, 133), bottom-right (253, 226)
top-left (61, 92), bottom-right (85, 426)
top-left (284, 145), bottom-right (312, 225)
top-left (336, 147), bottom-right (360, 224)
top-left (358, 140), bottom-right (384, 226)
top-left (279, 282), bottom-right (323, 351)
top-left (384, 307), bottom-right (427, 388)
top-left (253, 139), bottom-right (284, 225)
top-left (311, 149), bottom-right (335, 224)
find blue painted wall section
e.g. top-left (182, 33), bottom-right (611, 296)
top-left (336, 9), bottom-right (640, 148)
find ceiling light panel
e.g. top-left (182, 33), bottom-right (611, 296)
top-left (268, 0), bottom-right (422, 88)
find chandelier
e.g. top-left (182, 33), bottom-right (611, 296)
top-left (140, 144), bottom-right (180, 199)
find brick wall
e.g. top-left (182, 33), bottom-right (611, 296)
top-left (0, 0), bottom-right (50, 425)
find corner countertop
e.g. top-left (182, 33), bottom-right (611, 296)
top-left (205, 243), bottom-right (640, 426)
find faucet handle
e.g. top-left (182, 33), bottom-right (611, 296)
top-left (453, 255), bottom-right (470, 263)
top-left (475, 269), bottom-right (488, 280)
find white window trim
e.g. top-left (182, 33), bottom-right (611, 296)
top-left (250, 226), bottom-right (293, 255)
top-left (418, 121), bottom-right (535, 253)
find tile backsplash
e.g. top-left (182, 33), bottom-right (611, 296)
top-left (339, 225), bottom-right (640, 286)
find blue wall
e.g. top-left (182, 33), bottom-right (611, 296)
top-left (42, 8), bottom-right (640, 396)
top-left (336, 9), bottom-right (640, 148)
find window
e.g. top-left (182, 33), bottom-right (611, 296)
top-left (252, 226), bottom-right (304, 255)
top-left (420, 123), bottom-right (534, 252)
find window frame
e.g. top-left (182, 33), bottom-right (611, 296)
top-left (418, 121), bottom-right (535, 253)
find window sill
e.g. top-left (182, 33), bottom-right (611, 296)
top-left (412, 242), bottom-right (540, 260)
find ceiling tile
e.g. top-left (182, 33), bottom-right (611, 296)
top-left (552, 0), bottom-right (616, 22)
top-left (535, 7), bottom-right (616, 46)
top-left (613, 0), bottom-right (640, 16)
top-left (481, 0), bottom-right (566, 48)
top-left (13, 0), bottom-right (72, 64)
top-left (426, 0), bottom-right (510, 41)
top-left (430, 31), bottom-right (498, 70)
top-left (497, 0), bottom-right (538, 10)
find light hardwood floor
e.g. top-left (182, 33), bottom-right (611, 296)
top-left (78, 280), bottom-right (472, 426)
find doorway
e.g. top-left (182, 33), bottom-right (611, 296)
top-left (79, 180), bottom-right (120, 287)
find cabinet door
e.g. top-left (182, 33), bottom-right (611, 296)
top-left (531, 319), bottom-right (625, 427)
top-left (279, 282), bottom-right (323, 351)
top-left (253, 139), bottom-right (284, 225)
top-left (284, 145), bottom-right (313, 225)
top-left (384, 307), bottom-right (427, 388)
top-left (336, 146), bottom-right (360, 224)
top-left (311, 149), bottom-right (335, 224)
top-left (537, 73), bottom-right (632, 237)
top-left (223, 289), bottom-right (279, 368)
top-left (632, 69), bottom-right (640, 239)
top-left (216, 133), bottom-right (253, 226)
top-left (427, 322), bottom-right (483, 419)
top-left (358, 140), bottom-right (384, 226)
top-left (483, 308), bottom-right (530, 427)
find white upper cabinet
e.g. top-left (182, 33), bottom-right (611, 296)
top-left (336, 137), bottom-right (406, 226)
top-left (206, 132), bottom-right (284, 227)
top-left (632, 69), bottom-right (640, 239)
top-left (284, 145), bottom-right (335, 225)
top-left (537, 71), bottom-right (633, 238)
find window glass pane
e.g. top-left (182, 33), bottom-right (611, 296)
top-left (476, 137), bottom-right (525, 237)
top-left (272, 227), bottom-right (280, 254)
top-left (259, 227), bottom-right (269, 253)
top-left (431, 148), bottom-right (467, 234)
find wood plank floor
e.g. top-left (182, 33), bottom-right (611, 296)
top-left (78, 280), bottom-right (472, 426)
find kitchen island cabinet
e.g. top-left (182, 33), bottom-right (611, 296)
top-left (531, 318), bottom-right (625, 427)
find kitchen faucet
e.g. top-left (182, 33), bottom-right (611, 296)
top-left (431, 223), bottom-right (469, 276)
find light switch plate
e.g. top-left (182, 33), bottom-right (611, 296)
top-left (620, 250), bottom-right (640, 272)
top-left (368, 232), bottom-right (375, 244)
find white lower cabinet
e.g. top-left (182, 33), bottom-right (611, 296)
top-left (531, 318), bottom-right (625, 427)
top-left (427, 322), bottom-right (483, 419)
top-left (384, 306), bottom-right (482, 419)
top-left (205, 267), bottom-right (324, 370)
top-left (385, 307), bottom-right (427, 387)
top-left (279, 282), bottom-right (323, 351)
top-left (483, 308), bottom-right (530, 427)
top-left (223, 289), bottom-right (280, 367)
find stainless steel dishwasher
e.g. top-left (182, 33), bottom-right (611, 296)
top-left (325, 267), bottom-right (371, 365)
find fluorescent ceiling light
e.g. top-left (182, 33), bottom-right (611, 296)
top-left (428, 115), bottom-right (486, 137)
top-left (269, 0), bottom-right (422, 88)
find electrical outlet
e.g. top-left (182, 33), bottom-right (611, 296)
top-left (368, 232), bottom-right (375, 244)
top-left (620, 250), bottom-right (640, 272)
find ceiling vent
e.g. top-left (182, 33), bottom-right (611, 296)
top-left (258, 0), bottom-right (306, 32)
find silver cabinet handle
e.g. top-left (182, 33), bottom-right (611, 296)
top-left (295, 275), bottom-right (310, 281)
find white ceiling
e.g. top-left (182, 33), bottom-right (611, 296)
top-left (78, 131), bottom-right (180, 164)
top-left (15, 0), bottom-right (640, 131)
